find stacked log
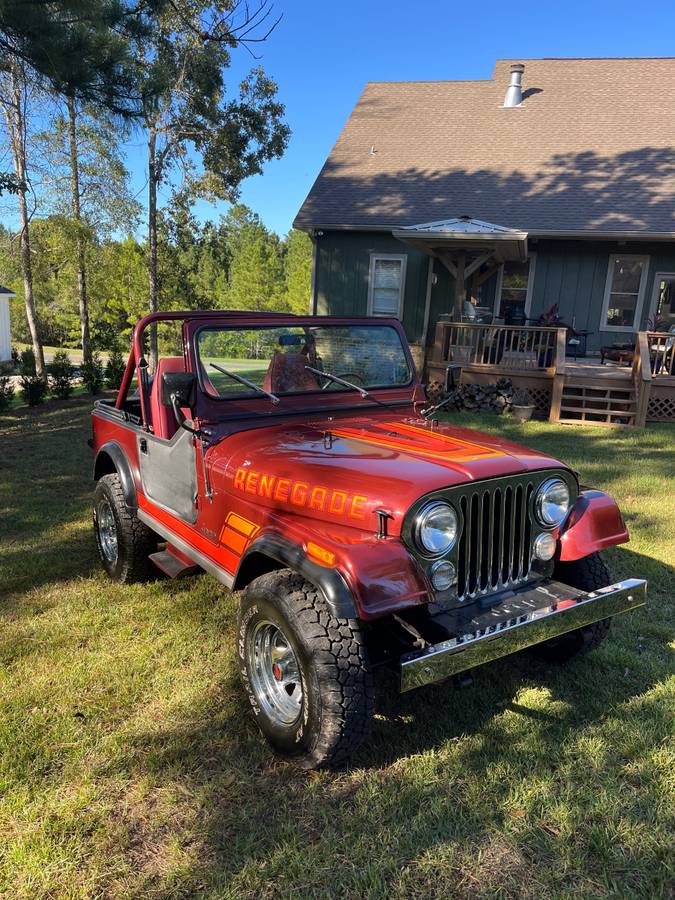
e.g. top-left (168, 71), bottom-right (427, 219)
top-left (445, 378), bottom-right (514, 414)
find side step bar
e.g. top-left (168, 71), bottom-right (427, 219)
top-left (400, 578), bottom-right (647, 692)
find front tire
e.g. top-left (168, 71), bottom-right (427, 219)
top-left (535, 552), bottom-right (612, 663)
top-left (238, 570), bottom-right (373, 769)
top-left (93, 473), bottom-right (157, 582)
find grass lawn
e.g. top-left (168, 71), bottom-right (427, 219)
top-left (0, 399), bottom-right (673, 898)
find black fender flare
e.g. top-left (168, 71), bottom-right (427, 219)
top-left (235, 534), bottom-right (358, 619)
top-left (93, 441), bottom-right (138, 510)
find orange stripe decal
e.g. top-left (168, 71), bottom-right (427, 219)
top-left (219, 512), bottom-right (260, 556)
top-left (331, 422), bottom-right (504, 463)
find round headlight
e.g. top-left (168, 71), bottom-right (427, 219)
top-left (430, 559), bottom-right (457, 591)
top-left (414, 501), bottom-right (458, 555)
top-left (535, 478), bottom-right (570, 527)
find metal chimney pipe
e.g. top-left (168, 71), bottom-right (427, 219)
top-left (503, 63), bottom-right (525, 108)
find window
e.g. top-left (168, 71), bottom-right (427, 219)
top-left (368, 254), bottom-right (406, 317)
top-left (495, 255), bottom-right (535, 323)
top-left (600, 255), bottom-right (649, 331)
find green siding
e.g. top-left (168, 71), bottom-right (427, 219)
top-left (530, 240), bottom-right (675, 351)
top-left (316, 231), bottom-right (675, 354)
top-left (315, 232), bottom-right (429, 341)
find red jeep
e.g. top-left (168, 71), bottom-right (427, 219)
top-left (91, 311), bottom-right (646, 768)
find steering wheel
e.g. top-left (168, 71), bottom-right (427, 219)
top-left (321, 372), bottom-right (366, 391)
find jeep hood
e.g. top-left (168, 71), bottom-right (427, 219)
top-left (206, 412), bottom-right (569, 536)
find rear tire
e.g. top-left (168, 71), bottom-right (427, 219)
top-left (93, 473), bottom-right (157, 582)
top-left (534, 552), bottom-right (612, 663)
top-left (238, 569), bottom-right (373, 769)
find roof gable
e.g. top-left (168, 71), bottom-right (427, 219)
top-left (295, 58), bottom-right (675, 235)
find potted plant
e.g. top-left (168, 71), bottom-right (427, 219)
top-left (511, 387), bottom-right (535, 422)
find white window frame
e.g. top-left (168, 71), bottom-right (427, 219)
top-left (599, 254), bottom-right (650, 333)
top-left (367, 253), bottom-right (407, 319)
top-left (494, 252), bottom-right (536, 320)
top-left (647, 271), bottom-right (675, 324)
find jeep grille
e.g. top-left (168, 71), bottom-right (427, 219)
top-left (456, 479), bottom-right (534, 600)
top-left (403, 470), bottom-right (577, 606)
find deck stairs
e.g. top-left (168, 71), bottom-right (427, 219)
top-left (558, 367), bottom-right (637, 426)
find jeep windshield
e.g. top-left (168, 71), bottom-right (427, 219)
top-left (196, 323), bottom-right (412, 400)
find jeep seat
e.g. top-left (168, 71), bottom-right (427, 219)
top-left (150, 357), bottom-right (188, 439)
top-left (264, 350), bottom-right (320, 394)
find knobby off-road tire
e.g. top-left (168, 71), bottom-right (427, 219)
top-left (535, 551), bottom-right (612, 663)
top-left (93, 473), bottom-right (157, 582)
top-left (238, 569), bottom-right (374, 769)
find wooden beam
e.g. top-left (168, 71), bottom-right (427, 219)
top-left (476, 262), bottom-right (500, 287)
top-left (435, 251), bottom-right (457, 279)
top-left (464, 251), bottom-right (494, 281)
top-left (453, 251), bottom-right (465, 319)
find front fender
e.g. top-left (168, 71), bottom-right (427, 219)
top-left (559, 489), bottom-right (629, 562)
top-left (237, 516), bottom-right (431, 622)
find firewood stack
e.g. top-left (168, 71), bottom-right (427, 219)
top-left (445, 378), bottom-right (515, 414)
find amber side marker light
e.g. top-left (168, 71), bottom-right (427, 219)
top-left (307, 542), bottom-right (336, 566)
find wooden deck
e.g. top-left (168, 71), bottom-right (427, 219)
top-left (427, 323), bottom-right (675, 427)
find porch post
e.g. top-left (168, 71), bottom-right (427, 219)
top-left (453, 251), bottom-right (465, 319)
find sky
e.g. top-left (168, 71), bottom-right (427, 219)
top-left (35, 0), bottom-right (675, 237)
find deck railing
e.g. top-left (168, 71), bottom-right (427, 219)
top-left (431, 322), bottom-right (565, 374)
top-left (644, 331), bottom-right (675, 378)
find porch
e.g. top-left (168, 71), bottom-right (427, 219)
top-left (426, 322), bottom-right (675, 427)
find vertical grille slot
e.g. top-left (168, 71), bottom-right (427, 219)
top-left (454, 476), bottom-right (536, 602)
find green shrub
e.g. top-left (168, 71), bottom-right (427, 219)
top-left (105, 347), bottom-right (126, 390)
top-left (48, 350), bottom-right (74, 399)
top-left (19, 348), bottom-right (36, 376)
top-left (20, 374), bottom-right (48, 407)
top-left (80, 352), bottom-right (104, 395)
top-left (0, 375), bottom-right (14, 411)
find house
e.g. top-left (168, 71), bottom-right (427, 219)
top-left (0, 284), bottom-right (14, 362)
top-left (295, 58), bottom-right (675, 367)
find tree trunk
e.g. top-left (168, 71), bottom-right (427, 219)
top-left (1, 64), bottom-right (45, 378)
top-left (67, 94), bottom-right (91, 365)
top-left (148, 127), bottom-right (158, 370)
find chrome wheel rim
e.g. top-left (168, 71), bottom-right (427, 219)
top-left (97, 498), bottom-right (118, 564)
top-left (248, 620), bottom-right (303, 727)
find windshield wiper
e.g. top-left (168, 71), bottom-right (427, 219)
top-left (209, 362), bottom-right (280, 405)
top-left (304, 365), bottom-right (393, 409)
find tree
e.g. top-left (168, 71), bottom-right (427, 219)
top-left (36, 101), bottom-right (140, 362)
top-left (223, 204), bottom-right (283, 311)
top-left (0, 57), bottom-right (46, 377)
top-left (282, 229), bottom-right (312, 314)
top-left (0, 0), bottom-right (154, 116)
top-left (0, 172), bottom-right (19, 196)
top-left (136, 0), bottom-right (289, 365)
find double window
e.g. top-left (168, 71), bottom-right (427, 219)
top-left (368, 254), bottom-right (407, 318)
top-left (600, 255), bottom-right (649, 331)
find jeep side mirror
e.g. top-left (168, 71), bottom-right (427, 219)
top-left (161, 371), bottom-right (197, 435)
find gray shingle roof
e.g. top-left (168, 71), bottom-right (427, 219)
top-left (294, 58), bottom-right (675, 235)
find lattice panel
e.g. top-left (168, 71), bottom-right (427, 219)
top-left (529, 388), bottom-right (552, 416)
top-left (647, 395), bottom-right (675, 421)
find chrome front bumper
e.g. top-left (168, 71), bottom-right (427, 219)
top-left (400, 578), bottom-right (647, 692)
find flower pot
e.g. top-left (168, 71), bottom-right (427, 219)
top-left (511, 403), bottom-right (535, 423)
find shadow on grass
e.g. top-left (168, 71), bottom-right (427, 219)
top-left (98, 546), bottom-right (671, 896)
